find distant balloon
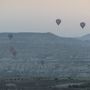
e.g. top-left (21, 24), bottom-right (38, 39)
top-left (9, 47), bottom-right (17, 57)
top-left (80, 22), bottom-right (86, 29)
top-left (56, 19), bottom-right (61, 26)
top-left (8, 33), bottom-right (13, 40)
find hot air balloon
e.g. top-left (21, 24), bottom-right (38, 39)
top-left (8, 33), bottom-right (13, 40)
top-left (80, 22), bottom-right (86, 29)
top-left (9, 47), bottom-right (17, 57)
top-left (56, 19), bottom-right (61, 26)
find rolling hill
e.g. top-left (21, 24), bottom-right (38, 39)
top-left (79, 34), bottom-right (90, 41)
top-left (0, 32), bottom-right (89, 79)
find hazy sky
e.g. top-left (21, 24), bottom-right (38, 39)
top-left (0, 0), bottom-right (90, 37)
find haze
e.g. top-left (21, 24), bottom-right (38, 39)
top-left (0, 0), bottom-right (90, 37)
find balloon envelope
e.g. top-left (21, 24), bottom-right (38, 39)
top-left (56, 19), bottom-right (61, 26)
top-left (9, 47), bottom-right (17, 57)
top-left (8, 33), bottom-right (13, 40)
top-left (80, 22), bottom-right (86, 29)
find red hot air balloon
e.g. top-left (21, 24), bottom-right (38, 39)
top-left (80, 22), bottom-right (86, 29)
top-left (9, 47), bottom-right (17, 57)
top-left (56, 19), bottom-right (61, 26)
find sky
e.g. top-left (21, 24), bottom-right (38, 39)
top-left (0, 0), bottom-right (90, 37)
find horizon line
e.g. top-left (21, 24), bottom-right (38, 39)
top-left (0, 31), bottom-right (89, 38)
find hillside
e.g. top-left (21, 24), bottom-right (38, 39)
top-left (0, 32), bottom-right (89, 79)
top-left (0, 32), bottom-right (85, 48)
top-left (79, 34), bottom-right (90, 41)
